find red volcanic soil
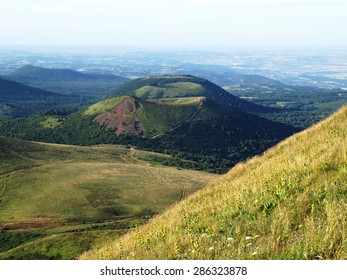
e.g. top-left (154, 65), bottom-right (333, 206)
top-left (94, 97), bottom-right (145, 136)
top-left (2, 222), bottom-right (61, 230)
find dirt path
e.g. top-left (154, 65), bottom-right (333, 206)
top-left (1, 145), bottom-right (38, 162)
top-left (151, 101), bottom-right (205, 139)
top-left (0, 163), bottom-right (48, 199)
top-left (0, 170), bottom-right (19, 199)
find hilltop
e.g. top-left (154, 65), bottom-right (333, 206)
top-left (0, 78), bottom-right (61, 99)
top-left (0, 136), bottom-right (216, 259)
top-left (0, 95), bottom-right (296, 173)
top-left (80, 105), bottom-right (347, 260)
top-left (6, 65), bottom-right (129, 97)
top-left (109, 75), bottom-right (277, 114)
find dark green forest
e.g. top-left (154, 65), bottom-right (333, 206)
top-left (0, 78), bottom-right (88, 117)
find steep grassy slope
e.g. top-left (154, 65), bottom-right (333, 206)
top-left (109, 75), bottom-right (276, 114)
top-left (6, 65), bottom-right (129, 97)
top-left (80, 105), bottom-right (347, 260)
top-left (0, 136), bottom-right (216, 259)
top-left (83, 96), bottom-right (202, 137)
top-left (139, 98), bottom-right (296, 173)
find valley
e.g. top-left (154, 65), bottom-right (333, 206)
top-left (0, 136), bottom-right (217, 259)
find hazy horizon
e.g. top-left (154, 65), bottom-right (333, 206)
top-left (1, 0), bottom-right (346, 49)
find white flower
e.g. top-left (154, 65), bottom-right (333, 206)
top-left (227, 237), bottom-right (234, 241)
top-left (252, 252), bottom-right (257, 255)
top-left (209, 247), bottom-right (214, 251)
top-left (245, 236), bottom-right (252, 240)
top-left (246, 243), bottom-right (252, 246)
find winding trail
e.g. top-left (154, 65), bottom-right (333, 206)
top-left (0, 171), bottom-right (18, 200)
top-left (151, 101), bottom-right (205, 139)
top-left (0, 164), bottom-right (48, 200)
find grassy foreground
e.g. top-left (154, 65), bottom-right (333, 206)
top-left (80, 105), bottom-right (347, 260)
top-left (0, 137), bottom-right (217, 259)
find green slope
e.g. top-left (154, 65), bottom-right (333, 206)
top-left (0, 136), bottom-right (217, 259)
top-left (80, 105), bottom-right (347, 260)
top-left (6, 65), bottom-right (129, 97)
top-left (82, 95), bottom-right (203, 137)
top-left (109, 75), bottom-right (277, 114)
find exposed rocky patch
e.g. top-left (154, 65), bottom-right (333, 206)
top-left (94, 97), bottom-right (144, 136)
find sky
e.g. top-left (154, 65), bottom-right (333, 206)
top-left (0, 0), bottom-right (346, 49)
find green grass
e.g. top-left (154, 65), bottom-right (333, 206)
top-left (0, 227), bottom-right (125, 260)
top-left (83, 96), bottom-right (125, 116)
top-left (81, 95), bottom-right (200, 138)
top-left (137, 99), bottom-right (198, 137)
top-left (152, 96), bottom-right (204, 105)
top-left (134, 82), bottom-right (205, 99)
top-left (80, 105), bottom-right (347, 260)
top-left (0, 137), bottom-right (217, 259)
top-left (40, 117), bottom-right (61, 128)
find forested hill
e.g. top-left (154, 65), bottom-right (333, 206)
top-left (108, 75), bottom-right (278, 114)
top-left (0, 78), bottom-right (62, 100)
top-left (0, 78), bottom-right (83, 117)
top-left (5, 65), bottom-right (129, 97)
top-left (7, 65), bottom-right (127, 82)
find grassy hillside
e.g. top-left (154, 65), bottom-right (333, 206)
top-left (80, 105), bottom-right (347, 260)
top-left (0, 136), bottom-right (217, 259)
top-left (139, 98), bottom-right (296, 173)
top-left (109, 75), bottom-right (276, 114)
top-left (82, 95), bottom-right (202, 137)
top-left (6, 65), bottom-right (129, 97)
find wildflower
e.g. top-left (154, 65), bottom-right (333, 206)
top-left (252, 252), bottom-right (257, 255)
top-left (209, 247), bottom-right (214, 251)
top-left (245, 236), bottom-right (252, 240)
top-left (227, 237), bottom-right (234, 241)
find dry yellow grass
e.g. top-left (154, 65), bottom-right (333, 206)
top-left (80, 105), bottom-right (347, 260)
